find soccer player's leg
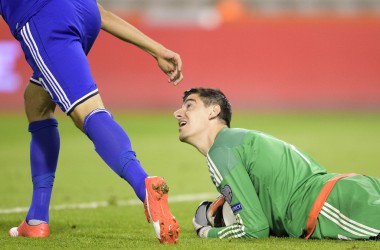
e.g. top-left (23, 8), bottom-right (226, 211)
top-left (313, 175), bottom-right (380, 240)
top-left (72, 97), bottom-right (179, 243)
top-left (16, 0), bottom-right (179, 241)
top-left (71, 96), bottom-right (149, 201)
top-left (9, 82), bottom-right (58, 238)
top-left (10, 0), bottom-right (98, 238)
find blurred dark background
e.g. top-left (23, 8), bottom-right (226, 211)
top-left (1, 0), bottom-right (380, 111)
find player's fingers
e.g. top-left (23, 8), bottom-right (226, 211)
top-left (169, 70), bottom-right (183, 85)
top-left (164, 50), bottom-right (182, 71)
top-left (160, 52), bottom-right (183, 85)
top-left (175, 74), bottom-right (183, 85)
top-left (168, 67), bottom-right (181, 79)
top-left (172, 54), bottom-right (182, 72)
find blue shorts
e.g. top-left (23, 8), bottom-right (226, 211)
top-left (16, 0), bottom-right (101, 114)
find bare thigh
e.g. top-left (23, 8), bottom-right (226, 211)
top-left (24, 82), bottom-right (56, 123)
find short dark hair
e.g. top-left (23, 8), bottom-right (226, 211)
top-left (183, 88), bottom-right (232, 128)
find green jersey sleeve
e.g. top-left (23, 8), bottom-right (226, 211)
top-left (206, 146), bottom-right (270, 239)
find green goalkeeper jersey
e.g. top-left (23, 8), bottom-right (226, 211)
top-left (206, 128), bottom-right (339, 239)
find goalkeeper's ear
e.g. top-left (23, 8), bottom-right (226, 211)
top-left (209, 105), bottom-right (222, 121)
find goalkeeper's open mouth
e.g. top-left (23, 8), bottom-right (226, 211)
top-left (179, 120), bottom-right (187, 128)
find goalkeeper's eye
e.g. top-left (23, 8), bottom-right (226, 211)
top-left (184, 100), bottom-right (195, 110)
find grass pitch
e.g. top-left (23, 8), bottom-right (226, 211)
top-left (0, 111), bottom-right (379, 249)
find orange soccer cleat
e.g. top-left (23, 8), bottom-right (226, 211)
top-left (9, 220), bottom-right (50, 238)
top-left (144, 176), bottom-right (180, 244)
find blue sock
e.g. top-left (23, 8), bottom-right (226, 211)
top-left (84, 109), bottom-right (148, 202)
top-left (26, 118), bottom-right (60, 224)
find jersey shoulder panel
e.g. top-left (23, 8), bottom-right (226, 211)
top-left (207, 128), bottom-right (260, 186)
top-left (211, 128), bottom-right (249, 147)
top-left (208, 128), bottom-right (249, 170)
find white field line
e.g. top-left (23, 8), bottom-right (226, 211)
top-left (0, 192), bottom-right (219, 215)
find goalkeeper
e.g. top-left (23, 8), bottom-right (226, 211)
top-left (173, 87), bottom-right (380, 240)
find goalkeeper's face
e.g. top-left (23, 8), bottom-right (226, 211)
top-left (174, 94), bottom-right (214, 144)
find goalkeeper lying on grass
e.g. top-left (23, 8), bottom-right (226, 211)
top-left (173, 87), bottom-right (380, 240)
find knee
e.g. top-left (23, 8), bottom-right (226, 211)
top-left (71, 114), bottom-right (85, 131)
top-left (71, 108), bottom-right (112, 133)
top-left (82, 108), bottom-right (113, 136)
top-left (69, 94), bottom-right (105, 131)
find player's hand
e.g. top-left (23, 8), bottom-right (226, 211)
top-left (193, 201), bottom-right (212, 238)
top-left (156, 48), bottom-right (183, 86)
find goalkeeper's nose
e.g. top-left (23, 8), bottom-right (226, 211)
top-left (173, 108), bottom-right (184, 120)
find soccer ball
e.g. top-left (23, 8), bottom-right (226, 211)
top-left (206, 195), bottom-right (237, 227)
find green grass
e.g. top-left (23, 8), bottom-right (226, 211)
top-left (0, 111), bottom-right (379, 249)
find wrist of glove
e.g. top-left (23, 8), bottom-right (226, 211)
top-left (193, 201), bottom-right (213, 238)
top-left (193, 220), bottom-right (212, 238)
